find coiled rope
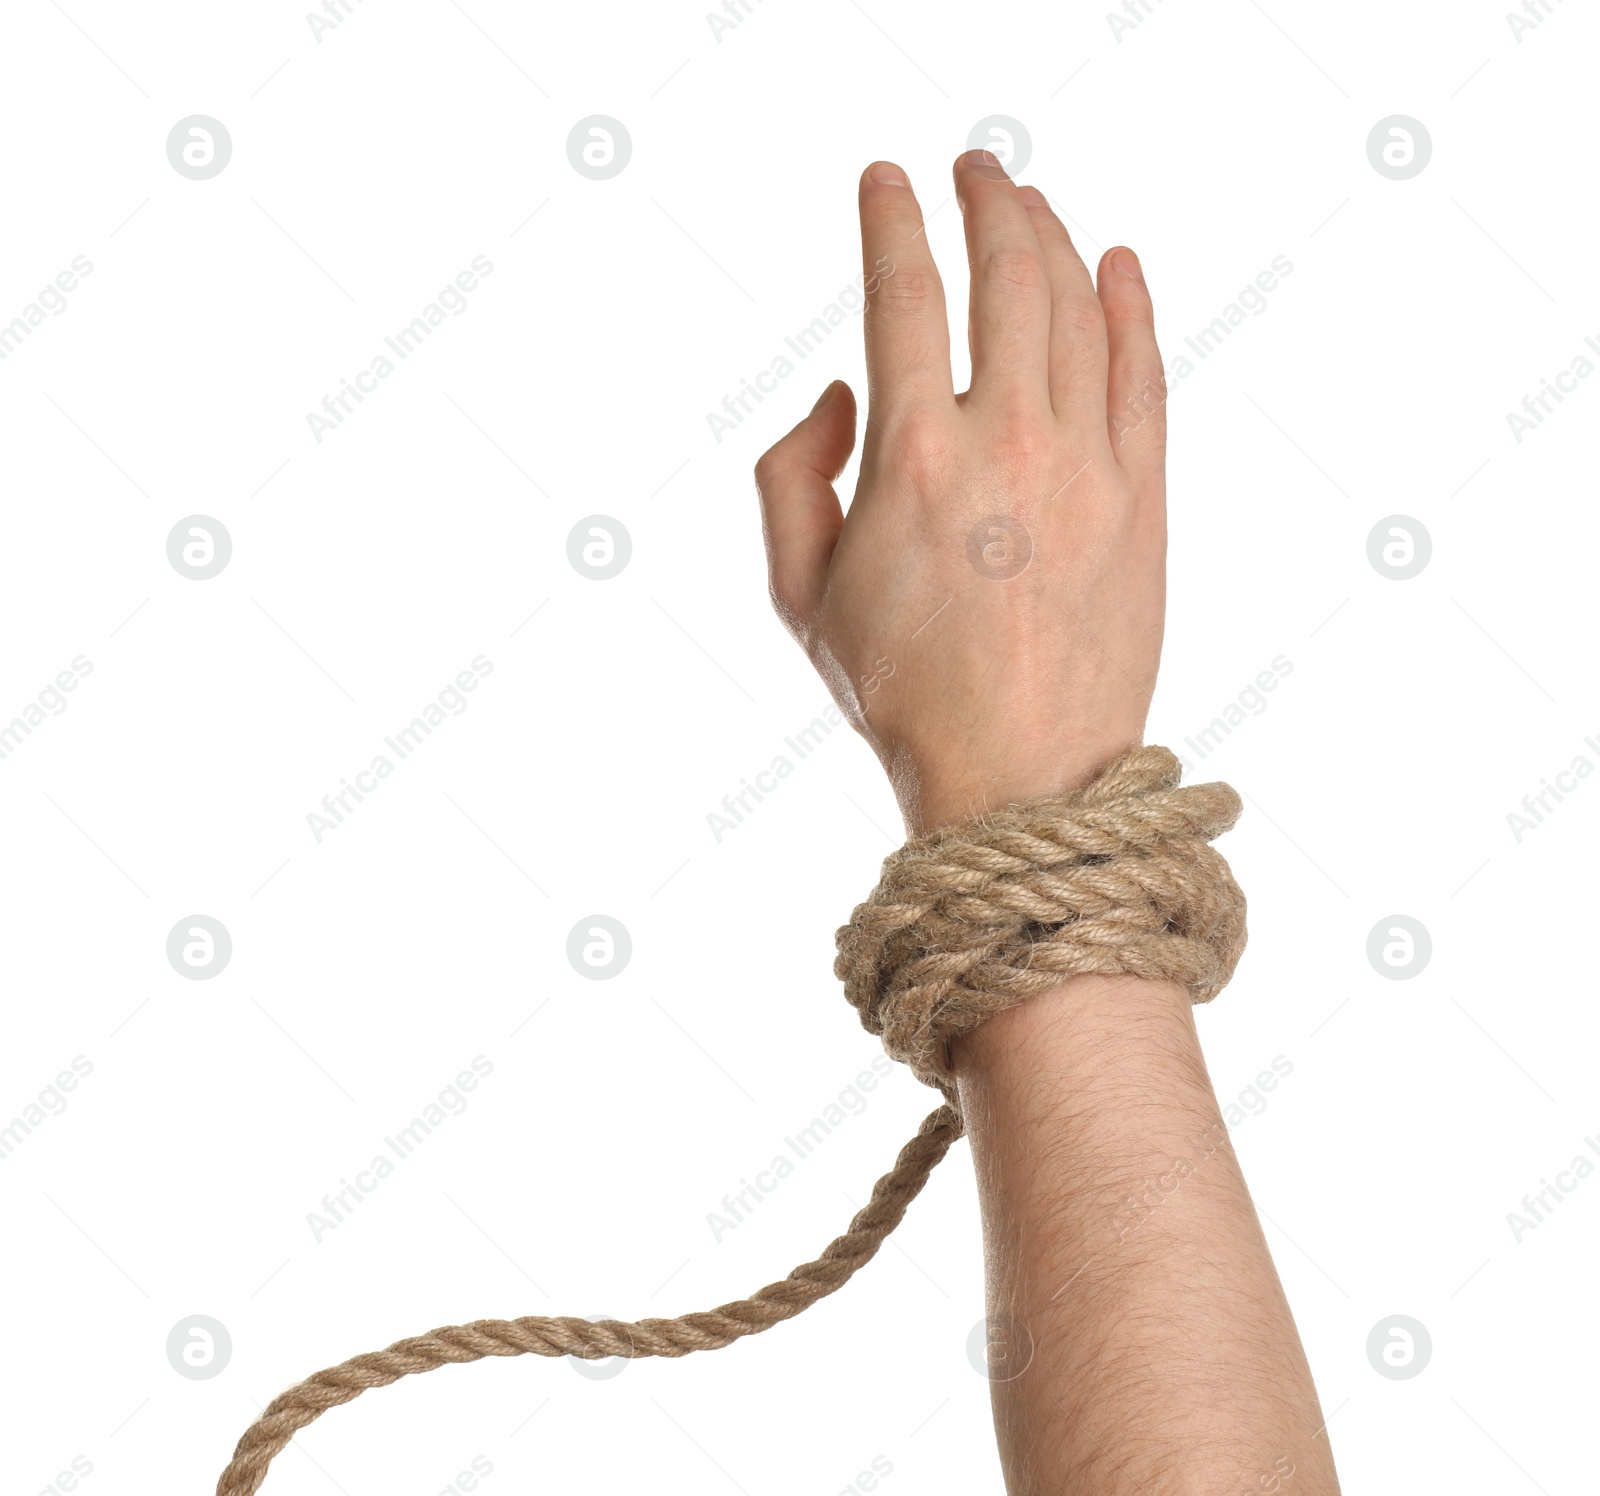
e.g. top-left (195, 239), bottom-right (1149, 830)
top-left (217, 746), bottom-right (1244, 1495)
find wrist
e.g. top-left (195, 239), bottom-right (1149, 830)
top-left (895, 730), bottom-right (1150, 837)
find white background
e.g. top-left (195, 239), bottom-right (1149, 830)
top-left (2, 1), bottom-right (1596, 1492)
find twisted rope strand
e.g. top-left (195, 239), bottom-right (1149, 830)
top-left (835, 746), bottom-right (1246, 1098)
top-left (217, 1104), bottom-right (962, 1496)
top-left (217, 745), bottom-right (1245, 1495)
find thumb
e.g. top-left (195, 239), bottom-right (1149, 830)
top-left (753, 380), bottom-right (857, 629)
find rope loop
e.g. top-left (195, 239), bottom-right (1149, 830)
top-left (835, 746), bottom-right (1247, 1101)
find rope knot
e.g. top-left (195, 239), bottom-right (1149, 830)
top-left (833, 746), bottom-right (1248, 1106)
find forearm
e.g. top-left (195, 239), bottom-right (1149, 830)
top-left (955, 973), bottom-right (1339, 1496)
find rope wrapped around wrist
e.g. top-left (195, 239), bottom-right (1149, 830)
top-left (836, 744), bottom-right (1248, 1107)
top-left (216, 745), bottom-right (1245, 1496)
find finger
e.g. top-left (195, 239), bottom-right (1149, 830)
top-left (754, 381), bottom-right (856, 631)
top-left (858, 161), bottom-right (954, 421)
top-left (1015, 186), bottom-right (1110, 431)
top-left (1095, 247), bottom-right (1167, 485)
top-left (953, 150), bottom-right (1051, 410)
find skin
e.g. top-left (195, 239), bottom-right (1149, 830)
top-left (755, 151), bottom-right (1341, 1494)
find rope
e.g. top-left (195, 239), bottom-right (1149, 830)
top-left (835, 745), bottom-right (1247, 1100)
top-left (216, 745), bottom-right (1244, 1495)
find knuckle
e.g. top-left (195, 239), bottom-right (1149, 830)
top-left (1031, 212), bottom-right (1074, 249)
top-left (763, 549), bottom-right (818, 631)
top-left (887, 406), bottom-right (951, 477)
top-left (1053, 293), bottom-right (1108, 341)
top-left (766, 571), bottom-right (803, 623)
top-left (982, 247), bottom-right (1047, 296)
top-left (1111, 362), bottom-right (1168, 424)
top-left (752, 446), bottom-right (784, 490)
top-left (990, 417), bottom-right (1052, 471)
top-left (871, 264), bottom-right (938, 314)
top-left (767, 582), bottom-right (815, 648)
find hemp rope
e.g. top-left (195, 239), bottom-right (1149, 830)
top-left (216, 746), bottom-right (1244, 1495)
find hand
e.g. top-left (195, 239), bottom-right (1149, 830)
top-left (754, 151), bottom-right (1168, 835)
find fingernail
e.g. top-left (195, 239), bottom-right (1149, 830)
top-left (811, 381), bottom-right (839, 413)
top-left (1112, 248), bottom-right (1144, 284)
top-left (869, 161), bottom-right (907, 187)
top-left (964, 148), bottom-right (1001, 169)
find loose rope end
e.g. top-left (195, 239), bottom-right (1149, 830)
top-left (218, 746), bottom-right (1241, 1493)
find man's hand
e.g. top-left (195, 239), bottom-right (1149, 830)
top-left (754, 150), bottom-right (1167, 834)
top-left (753, 154), bottom-right (1341, 1495)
